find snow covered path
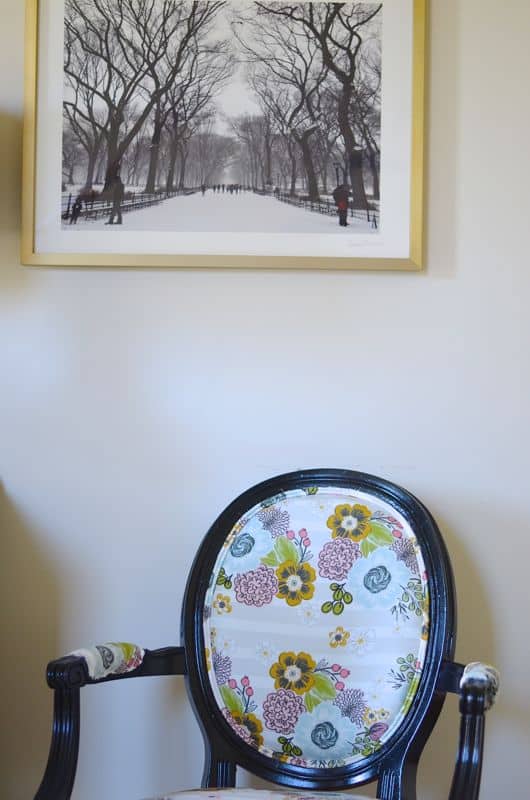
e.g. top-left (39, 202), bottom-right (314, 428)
top-left (83, 190), bottom-right (375, 234)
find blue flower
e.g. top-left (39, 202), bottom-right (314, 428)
top-left (292, 702), bottom-right (354, 762)
top-left (347, 548), bottom-right (412, 610)
top-left (222, 529), bottom-right (272, 575)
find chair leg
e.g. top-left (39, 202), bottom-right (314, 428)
top-left (34, 688), bottom-right (80, 800)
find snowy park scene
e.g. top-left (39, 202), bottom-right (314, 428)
top-left (61, 0), bottom-right (383, 237)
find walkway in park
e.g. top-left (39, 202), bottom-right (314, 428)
top-left (85, 189), bottom-right (375, 234)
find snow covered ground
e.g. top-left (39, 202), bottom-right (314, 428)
top-left (76, 190), bottom-right (376, 234)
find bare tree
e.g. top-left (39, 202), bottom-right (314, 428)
top-left (252, 2), bottom-right (382, 207)
top-left (235, 6), bottom-right (329, 200)
top-left (64, 0), bottom-right (226, 190)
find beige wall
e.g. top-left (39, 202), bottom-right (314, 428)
top-left (1, 1), bottom-right (530, 798)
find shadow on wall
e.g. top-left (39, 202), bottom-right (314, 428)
top-left (0, 483), bottom-right (60, 800)
top-left (0, 112), bottom-right (33, 293)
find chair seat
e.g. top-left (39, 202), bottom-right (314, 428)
top-left (145, 789), bottom-right (371, 800)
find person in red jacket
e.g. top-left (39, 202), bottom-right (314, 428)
top-left (332, 184), bottom-right (349, 227)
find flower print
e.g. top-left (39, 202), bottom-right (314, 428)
top-left (329, 626), bottom-right (350, 648)
top-left (212, 651), bottom-right (232, 685)
top-left (213, 594), bottom-right (232, 614)
top-left (276, 560), bottom-right (316, 606)
top-left (368, 722), bottom-right (389, 741)
top-left (297, 601), bottom-right (321, 626)
top-left (223, 529), bottom-right (272, 575)
top-left (327, 503), bottom-right (372, 542)
top-left (263, 689), bottom-right (305, 733)
top-left (223, 708), bottom-right (264, 748)
top-left (347, 548), bottom-right (412, 610)
top-left (318, 538), bottom-right (360, 580)
top-left (256, 640), bottom-right (278, 664)
top-left (258, 505), bottom-right (290, 538)
top-left (363, 708), bottom-right (379, 726)
top-left (349, 628), bottom-right (376, 657)
top-left (205, 647), bottom-right (212, 672)
top-left (270, 651), bottom-right (316, 695)
top-left (391, 536), bottom-right (420, 574)
top-left (333, 688), bottom-right (367, 726)
top-left (234, 565), bottom-right (278, 606)
top-left (293, 702), bottom-right (354, 762)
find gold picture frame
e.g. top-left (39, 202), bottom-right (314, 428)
top-left (22, 0), bottom-right (427, 270)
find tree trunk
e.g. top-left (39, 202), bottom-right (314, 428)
top-left (103, 120), bottom-right (122, 192)
top-left (337, 89), bottom-right (368, 209)
top-left (287, 139), bottom-right (297, 196)
top-left (166, 134), bottom-right (179, 192)
top-left (83, 145), bottom-right (99, 191)
top-left (144, 105), bottom-right (163, 194)
top-left (178, 144), bottom-right (188, 190)
top-left (368, 148), bottom-right (380, 201)
top-left (295, 130), bottom-right (319, 201)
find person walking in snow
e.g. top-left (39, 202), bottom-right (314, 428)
top-left (105, 173), bottom-right (125, 225)
top-left (69, 195), bottom-right (83, 224)
top-left (332, 184), bottom-right (349, 227)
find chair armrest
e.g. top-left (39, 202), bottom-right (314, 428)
top-left (34, 645), bottom-right (186, 800)
top-left (46, 644), bottom-right (187, 689)
top-left (448, 661), bottom-right (500, 800)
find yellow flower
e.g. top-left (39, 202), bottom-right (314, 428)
top-left (213, 594), bottom-right (232, 614)
top-left (363, 707), bottom-right (378, 725)
top-left (229, 710), bottom-right (264, 747)
top-left (270, 651), bottom-right (316, 695)
top-left (327, 503), bottom-right (372, 542)
top-left (276, 560), bottom-right (316, 606)
top-left (329, 626), bottom-right (350, 648)
top-left (205, 647), bottom-right (212, 671)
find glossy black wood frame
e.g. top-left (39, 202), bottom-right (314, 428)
top-left (34, 469), bottom-right (495, 800)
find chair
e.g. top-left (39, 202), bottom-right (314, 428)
top-left (33, 469), bottom-right (499, 800)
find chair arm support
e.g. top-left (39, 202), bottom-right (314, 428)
top-left (448, 662), bottom-right (500, 800)
top-left (35, 646), bottom-right (186, 800)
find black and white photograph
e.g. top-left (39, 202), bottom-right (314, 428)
top-left (60, 0), bottom-right (382, 235)
top-left (23, 0), bottom-right (425, 268)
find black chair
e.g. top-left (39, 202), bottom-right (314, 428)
top-left (33, 470), bottom-right (499, 800)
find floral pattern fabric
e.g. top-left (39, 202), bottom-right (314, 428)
top-left (144, 789), bottom-right (369, 800)
top-left (69, 642), bottom-right (144, 680)
top-left (203, 487), bottom-right (429, 768)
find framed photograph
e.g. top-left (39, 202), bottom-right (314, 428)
top-left (22, 0), bottom-right (426, 270)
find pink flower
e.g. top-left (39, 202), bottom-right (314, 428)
top-left (392, 528), bottom-right (402, 539)
top-left (286, 530), bottom-right (296, 540)
top-left (299, 528), bottom-right (308, 538)
top-left (241, 676), bottom-right (249, 687)
top-left (303, 538), bottom-right (311, 547)
top-left (228, 679), bottom-right (237, 689)
top-left (339, 668), bottom-right (350, 678)
top-left (335, 681), bottom-right (345, 691)
top-left (369, 722), bottom-right (389, 741)
top-left (234, 565), bottom-right (278, 607)
top-left (262, 689), bottom-right (304, 734)
top-left (318, 538), bottom-right (360, 580)
top-left (331, 663), bottom-right (341, 672)
top-left (245, 687), bottom-right (254, 697)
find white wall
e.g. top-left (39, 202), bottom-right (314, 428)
top-left (1, 1), bottom-right (529, 798)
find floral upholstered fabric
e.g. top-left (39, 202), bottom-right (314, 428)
top-left (145, 789), bottom-right (369, 800)
top-left (69, 642), bottom-right (144, 680)
top-left (203, 487), bottom-right (429, 768)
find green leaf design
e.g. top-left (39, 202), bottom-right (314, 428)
top-left (367, 521), bottom-right (394, 546)
top-left (304, 689), bottom-right (322, 712)
top-left (321, 601), bottom-right (333, 614)
top-left (261, 550), bottom-right (279, 567)
top-left (275, 536), bottom-right (299, 564)
top-left (312, 673), bottom-right (336, 700)
top-left (219, 685), bottom-right (244, 714)
top-left (360, 538), bottom-right (378, 557)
